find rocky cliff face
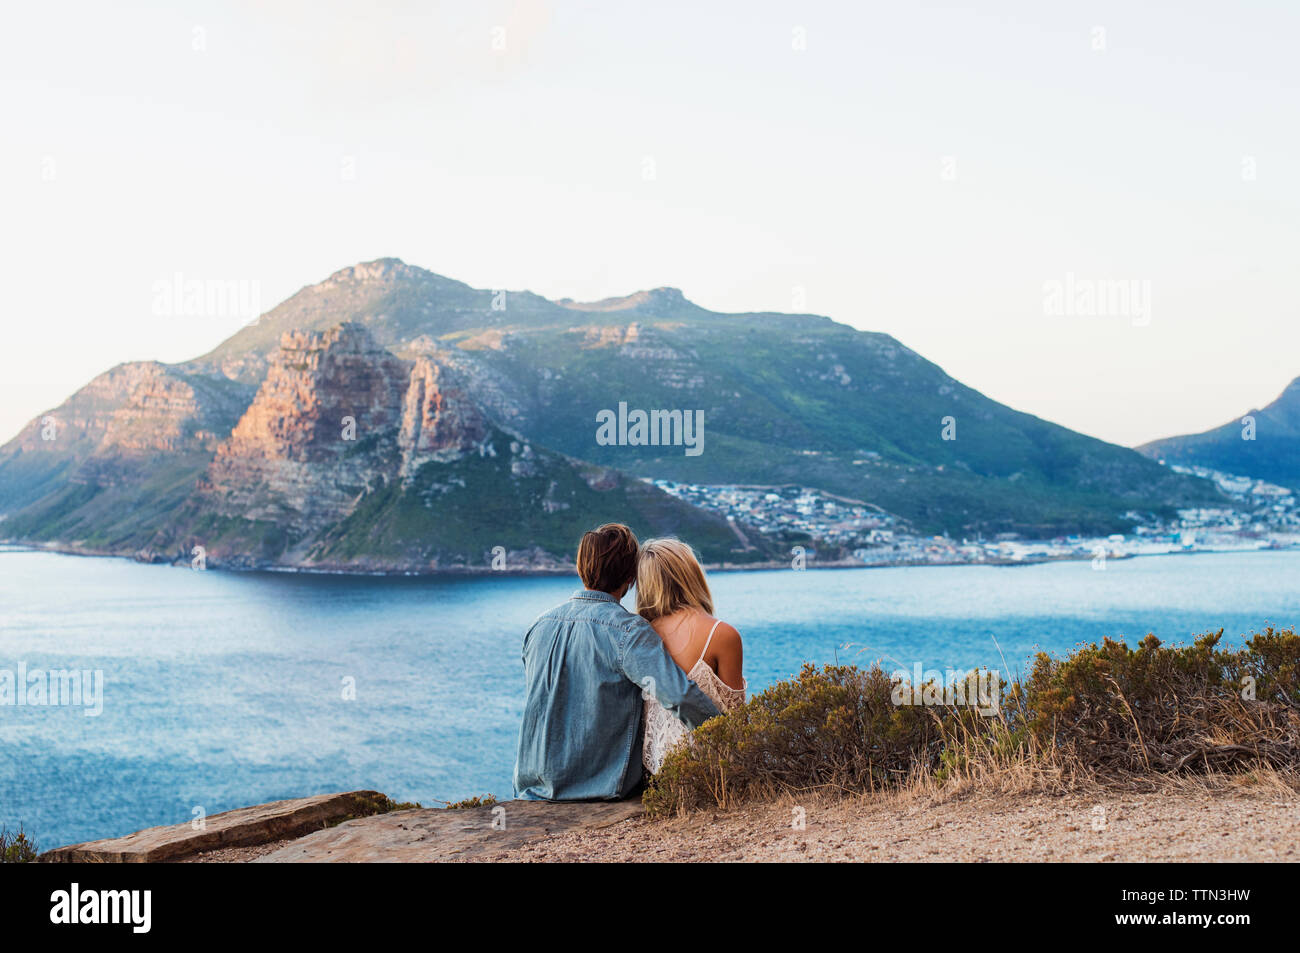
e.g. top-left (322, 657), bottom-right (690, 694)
top-left (0, 361), bottom-right (250, 510)
top-left (198, 323), bottom-right (492, 535)
top-left (399, 356), bottom-right (489, 481)
top-left (0, 308), bottom-right (752, 570)
top-left (200, 324), bottom-right (407, 531)
top-left (5, 362), bottom-right (238, 459)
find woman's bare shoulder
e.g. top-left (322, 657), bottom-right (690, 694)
top-left (711, 619), bottom-right (742, 646)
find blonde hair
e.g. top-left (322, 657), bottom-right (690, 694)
top-left (635, 537), bottom-right (713, 622)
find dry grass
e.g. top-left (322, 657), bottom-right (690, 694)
top-left (644, 626), bottom-right (1300, 817)
top-left (499, 769), bottom-right (1300, 863)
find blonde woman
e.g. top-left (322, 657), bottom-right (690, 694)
top-left (636, 538), bottom-right (746, 774)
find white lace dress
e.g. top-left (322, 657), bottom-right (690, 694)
top-left (642, 620), bottom-right (746, 775)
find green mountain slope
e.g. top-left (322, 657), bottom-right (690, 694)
top-left (193, 258), bottom-right (1218, 536)
top-left (1138, 377), bottom-right (1300, 489)
top-left (0, 257), bottom-right (1225, 566)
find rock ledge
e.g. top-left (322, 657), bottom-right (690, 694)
top-left (40, 790), bottom-right (389, 863)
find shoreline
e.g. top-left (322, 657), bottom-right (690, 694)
top-left (1, 536), bottom-right (1294, 579)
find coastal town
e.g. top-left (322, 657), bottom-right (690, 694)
top-left (649, 464), bottom-right (1300, 569)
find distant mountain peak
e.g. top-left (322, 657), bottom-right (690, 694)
top-left (1278, 376), bottom-right (1300, 406)
top-left (1138, 373), bottom-right (1300, 488)
top-left (320, 257), bottom-right (446, 287)
top-left (555, 286), bottom-right (699, 316)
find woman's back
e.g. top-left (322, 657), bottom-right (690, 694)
top-left (651, 608), bottom-right (744, 690)
top-left (642, 609), bottom-right (745, 774)
top-left (632, 537), bottom-right (746, 774)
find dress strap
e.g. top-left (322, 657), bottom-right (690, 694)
top-left (697, 619), bottom-right (723, 666)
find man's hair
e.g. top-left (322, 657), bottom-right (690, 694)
top-left (576, 523), bottom-right (640, 593)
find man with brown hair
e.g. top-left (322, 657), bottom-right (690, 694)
top-left (513, 523), bottom-right (720, 800)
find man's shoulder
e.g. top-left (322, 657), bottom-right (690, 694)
top-left (531, 600), bottom-right (570, 622)
top-left (593, 600), bottom-right (653, 636)
top-left (531, 596), bottom-right (640, 630)
top-left (526, 601), bottom-right (570, 635)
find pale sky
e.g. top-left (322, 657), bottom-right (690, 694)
top-left (2, 0), bottom-right (1296, 447)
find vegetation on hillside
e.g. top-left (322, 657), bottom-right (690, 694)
top-left (444, 794), bottom-right (498, 810)
top-left (0, 827), bottom-right (38, 863)
top-left (299, 428), bottom-right (767, 569)
top-left (1139, 376), bottom-right (1300, 490)
top-left (0, 259), bottom-right (1229, 557)
top-left (644, 625), bottom-right (1300, 816)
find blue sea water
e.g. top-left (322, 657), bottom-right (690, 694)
top-left (1, 546), bottom-right (1297, 850)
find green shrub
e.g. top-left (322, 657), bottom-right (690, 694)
top-left (644, 663), bottom-right (964, 816)
top-left (445, 794), bottom-right (498, 810)
top-left (379, 797), bottom-right (424, 812)
top-left (1234, 625), bottom-right (1300, 705)
top-left (644, 626), bottom-right (1300, 816)
top-left (1027, 627), bottom-right (1300, 775)
top-left (0, 827), bottom-right (38, 863)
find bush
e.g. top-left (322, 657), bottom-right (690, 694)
top-left (1027, 627), bottom-right (1300, 775)
top-left (643, 663), bottom-right (980, 816)
top-left (643, 626), bottom-right (1300, 816)
top-left (1233, 625), bottom-right (1300, 705)
top-left (0, 827), bottom-right (38, 863)
top-left (445, 794), bottom-right (498, 810)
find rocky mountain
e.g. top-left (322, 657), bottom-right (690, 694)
top-left (1, 322), bottom-right (752, 570)
top-left (0, 257), bottom-right (1225, 571)
top-left (193, 258), bottom-right (1219, 536)
top-left (1138, 377), bottom-right (1300, 489)
top-left (0, 361), bottom-right (252, 544)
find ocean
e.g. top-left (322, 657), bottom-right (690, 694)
top-left (2, 546), bottom-right (1297, 849)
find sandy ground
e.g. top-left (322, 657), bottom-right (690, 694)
top-left (191, 780), bottom-right (1300, 862)
top-left (480, 785), bottom-right (1300, 863)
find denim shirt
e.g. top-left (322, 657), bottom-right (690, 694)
top-left (513, 589), bottom-right (721, 801)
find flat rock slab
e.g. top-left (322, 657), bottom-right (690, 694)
top-left (41, 791), bottom-right (389, 863)
top-left (257, 799), bottom-right (644, 862)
